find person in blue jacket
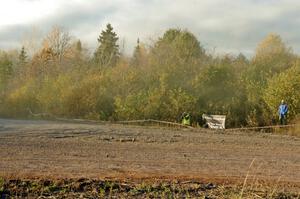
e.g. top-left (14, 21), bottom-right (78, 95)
top-left (278, 100), bottom-right (288, 125)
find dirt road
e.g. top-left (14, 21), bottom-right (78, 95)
top-left (0, 119), bottom-right (299, 188)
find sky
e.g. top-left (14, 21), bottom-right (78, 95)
top-left (0, 0), bottom-right (300, 57)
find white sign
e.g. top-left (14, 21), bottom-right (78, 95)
top-left (202, 114), bottom-right (226, 129)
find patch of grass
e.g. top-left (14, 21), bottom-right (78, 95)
top-left (43, 182), bottom-right (59, 193)
top-left (0, 178), bottom-right (298, 198)
top-left (129, 184), bottom-right (144, 196)
top-left (130, 182), bottom-right (159, 196)
top-left (98, 181), bottom-right (118, 197)
top-left (29, 181), bottom-right (40, 193)
top-left (161, 183), bottom-right (173, 198)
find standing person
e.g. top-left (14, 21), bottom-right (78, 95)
top-left (278, 100), bottom-right (288, 125)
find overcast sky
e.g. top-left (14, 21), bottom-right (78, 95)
top-left (0, 0), bottom-right (300, 57)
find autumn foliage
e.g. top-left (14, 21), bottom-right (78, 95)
top-left (0, 25), bottom-right (299, 127)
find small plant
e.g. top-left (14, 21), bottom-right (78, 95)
top-left (29, 181), bottom-right (40, 193)
top-left (161, 183), bottom-right (172, 198)
top-left (60, 187), bottom-right (67, 194)
top-left (98, 187), bottom-right (105, 197)
top-left (139, 182), bottom-right (153, 193)
top-left (0, 177), bottom-right (4, 192)
top-left (48, 183), bottom-right (59, 192)
top-left (130, 185), bottom-right (142, 196)
top-left (185, 188), bottom-right (191, 198)
top-left (101, 181), bottom-right (117, 197)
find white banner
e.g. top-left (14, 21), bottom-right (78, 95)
top-left (202, 114), bottom-right (226, 129)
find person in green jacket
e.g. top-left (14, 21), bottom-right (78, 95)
top-left (181, 112), bottom-right (191, 126)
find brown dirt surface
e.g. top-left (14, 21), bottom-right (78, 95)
top-left (0, 119), bottom-right (299, 193)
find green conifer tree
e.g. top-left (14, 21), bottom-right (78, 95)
top-left (131, 38), bottom-right (142, 67)
top-left (19, 46), bottom-right (27, 65)
top-left (94, 23), bottom-right (120, 68)
top-left (76, 40), bottom-right (82, 53)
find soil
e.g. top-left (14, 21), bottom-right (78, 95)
top-left (0, 118), bottom-right (299, 197)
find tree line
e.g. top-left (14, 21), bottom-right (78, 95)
top-left (0, 24), bottom-right (300, 127)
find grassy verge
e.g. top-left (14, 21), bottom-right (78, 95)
top-left (0, 178), bottom-right (298, 199)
